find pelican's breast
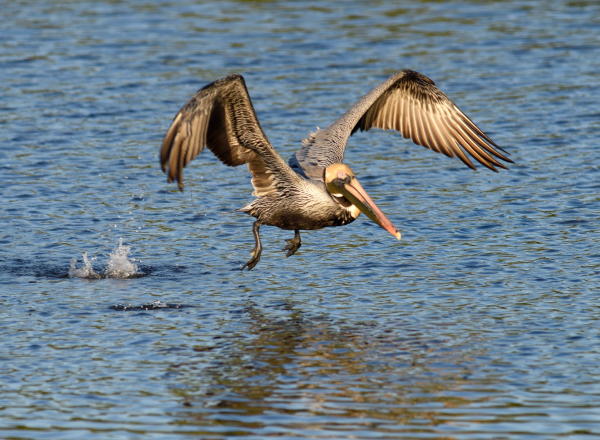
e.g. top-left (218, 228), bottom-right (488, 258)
top-left (241, 180), bottom-right (358, 230)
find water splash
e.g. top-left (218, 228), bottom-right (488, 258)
top-left (105, 238), bottom-right (139, 278)
top-left (69, 239), bottom-right (141, 279)
top-left (68, 252), bottom-right (101, 279)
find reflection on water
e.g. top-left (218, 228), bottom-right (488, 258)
top-left (172, 302), bottom-right (490, 437)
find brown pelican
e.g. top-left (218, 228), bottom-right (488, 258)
top-left (160, 70), bottom-right (511, 269)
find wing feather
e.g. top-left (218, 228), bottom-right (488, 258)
top-left (427, 111), bottom-right (454, 158)
top-left (404, 94), bottom-right (414, 142)
top-left (419, 106), bottom-right (437, 155)
top-left (413, 97), bottom-right (427, 148)
top-left (292, 69), bottom-right (511, 177)
top-left (160, 74), bottom-right (299, 193)
top-left (443, 114), bottom-right (496, 171)
top-left (437, 113), bottom-right (476, 169)
top-left (400, 94), bottom-right (410, 140)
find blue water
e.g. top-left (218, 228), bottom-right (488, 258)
top-left (1, 1), bottom-right (599, 438)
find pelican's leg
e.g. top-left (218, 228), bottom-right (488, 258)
top-left (242, 221), bottom-right (262, 270)
top-left (283, 229), bottom-right (301, 257)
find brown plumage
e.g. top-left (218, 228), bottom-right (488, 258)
top-left (160, 71), bottom-right (511, 269)
top-left (352, 70), bottom-right (508, 171)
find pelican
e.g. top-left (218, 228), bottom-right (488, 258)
top-left (160, 70), bottom-right (511, 269)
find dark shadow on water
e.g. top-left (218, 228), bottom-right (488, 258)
top-left (0, 258), bottom-right (72, 279)
top-left (0, 258), bottom-right (161, 279)
top-left (110, 300), bottom-right (193, 311)
top-left (0, 257), bottom-right (230, 282)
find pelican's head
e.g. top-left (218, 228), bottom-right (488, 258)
top-left (324, 163), bottom-right (401, 240)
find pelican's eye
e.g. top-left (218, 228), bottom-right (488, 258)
top-left (333, 175), bottom-right (352, 186)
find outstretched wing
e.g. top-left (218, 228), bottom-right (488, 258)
top-left (160, 74), bottom-right (299, 195)
top-left (292, 70), bottom-right (512, 179)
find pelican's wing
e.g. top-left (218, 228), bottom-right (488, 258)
top-left (292, 70), bottom-right (512, 179)
top-left (160, 74), bottom-right (299, 195)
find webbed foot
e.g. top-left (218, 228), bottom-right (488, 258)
top-left (283, 230), bottom-right (301, 257)
top-left (241, 251), bottom-right (261, 270)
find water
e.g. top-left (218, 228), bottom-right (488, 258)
top-left (69, 239), bottom-right (141, 279)
top-left (1, 0), bottom-right (599, 438)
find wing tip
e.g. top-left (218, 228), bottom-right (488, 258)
top-left (483, 142), bottom-right (514, 169)
top-left (164, 171), bottom-right (185, 191)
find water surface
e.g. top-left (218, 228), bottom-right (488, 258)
top-left (1, 0), bottom-right (599, 438)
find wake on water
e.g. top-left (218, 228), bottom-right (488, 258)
top-left (69, 239), bottom-right (142, 279)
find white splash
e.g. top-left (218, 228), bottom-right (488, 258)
top-left (105, 238), bottom-right (139, 279)
top-left (69, 252), bottom-right (101, 279)
top-left (69, 239), bottom-right (140, 279)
